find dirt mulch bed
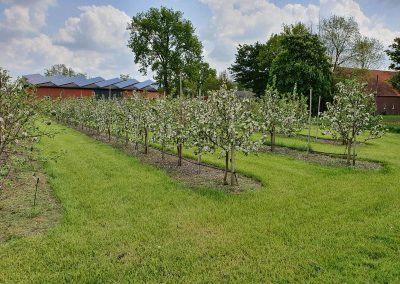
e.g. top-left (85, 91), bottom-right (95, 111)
top-left (79, 129), bottom-right (263, 193)
top-left (0, 163), bottom-right (62, 243)
top-left (259, 145), bottom-right (383, 171)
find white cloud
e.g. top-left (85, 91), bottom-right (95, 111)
top-left (0, 0), bottom-right (55, 33)
top-left (55, 5), bottom-right (131, 52)
top-left (0, 4), bottom-right (148, 80)
top-left (319, 0), bottom-right (399, 46)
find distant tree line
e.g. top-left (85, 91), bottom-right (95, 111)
top-left (229, 15), bottom-right (389, 112)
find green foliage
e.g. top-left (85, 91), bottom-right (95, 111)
top-left (127, 6), bottom-right (203, 95)
top-left (386, 37), bottom-right (400, 71)
top-left (319, 16), bottom-right (360, 71)
top-left (229, 42), bottom-right (269, 97)
top-left (44, 64), bottom-right (86, 77)
top-left (386, 37), bottom-right (400, 92)
top-left (269, 23), bottom-right (332, 113)
top-left (352, 36), bottom-right (384, 69)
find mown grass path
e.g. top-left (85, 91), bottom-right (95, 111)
top-left (1, 124), bottom-right (399, 283)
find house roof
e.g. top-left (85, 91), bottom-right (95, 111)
top-left (134, 80), bottom-right (159, 91)
top-left (22, 74), bottom-right (160, 92)
top-left (366, 70), bottom-right (400, 97)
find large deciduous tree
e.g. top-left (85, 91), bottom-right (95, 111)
top-left (352, 36), bottom-right (384, 69)
top-left (229, 42), bottom-right (269, 97)
top-left (319, 16), bottom-right (360, 71)
top-left (386, 37), bottom-right (400, 91)
top-left (269, 23), bottom-right (332, 113)
top-left (322, 80), bottom-right (384, 166)
top-left (127, 7), bottom-right (203, 96)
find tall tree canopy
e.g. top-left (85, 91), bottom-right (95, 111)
top-left (229, 42), bottom-right (269, 97)
top-left (319, 16), bottom-right (360, 71)
top-left (127, 6), bottom-right (203, 96)
top-left (352, 36), bottom-right (384, 69)
top-left (269, 23), bottom-right (332, 112)
top-left (44, 64), bottom-right (86, 77)
top-left (386, 37), bottom-right (400, 91)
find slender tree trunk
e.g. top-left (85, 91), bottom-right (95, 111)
top-left (347, 140), bottom-right (352, 166)
top-left (197, 153), bottom-right (201, 174)
top-left (107, 126), bottom-right (111, 142)
top-left (177, 143), bottom-right (182, 166)
top-left (224, 151), bottom-right (229, 185)
top-left (352, 135), bottom-right (357, 166)
top-left (125, 129), bottom-right (129, 146)
top-left (270, 127), bottom-right (275, 152)
top-left (230, 146), bottom-right (237, 186)
top-left (144, 127), bottom-right (148, 154)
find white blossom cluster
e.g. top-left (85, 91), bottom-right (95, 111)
top-left (322, 80), bottom-right (385, 165)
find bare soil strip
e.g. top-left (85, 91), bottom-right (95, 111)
top-left (259, 145), bottom-right (383, 171)
top-left (0, 163), bottom-right (61, 243)
top-left (80, 129), bottom-right (263, 193)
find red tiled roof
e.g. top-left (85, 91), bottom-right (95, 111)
top-left (366, 70), bottom-right (400, 97)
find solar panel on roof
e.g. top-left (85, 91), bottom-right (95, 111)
top-left (74, 76), bottom-right (105, 87)
top-left (96, 78), bottom-right (124, 88)
top-left (134, 79), bottom-right (156, 90)
top-left (115, 79), bottom-right (139, 89)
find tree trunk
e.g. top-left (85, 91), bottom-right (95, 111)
top-left (224, 151), bottom-right (229, 185)
top-left (352, 135), bottom-right (357, 166)
top-left (197, 153), bottom-right (201, 174)
top-left (230, 146), bottom-right (237, 186)
top-left (125, 129), bottom-right (129, 146)
top-left (144, 127), bottom-right (148, 154)
top-left (107, 127), bottom-right (111, 142)
top-left (177, 143), bottom-right (182, 166)
top-left (347, 140), bottom-right (352, 166)
top-left (270, 127), bottom-right (275, 152)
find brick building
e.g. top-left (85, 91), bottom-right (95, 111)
top-left (23, 74), bottom-right (161, 99)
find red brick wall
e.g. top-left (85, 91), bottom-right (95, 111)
top-left (376, 96), bottom-right (400, 115)
top-left (37, 87), bottom-right (93, 99)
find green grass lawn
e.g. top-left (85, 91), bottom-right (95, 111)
top-left (1, 123), bottom-right (399, 283)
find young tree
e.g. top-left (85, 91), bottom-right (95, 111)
top-left (0, 68), bottom-right (47, 167)
top-left (207, 88), bottom-right (259, 185)
top-left (152, 98), bottom-right (173, 159)
top-left (187, 98), bottom-right (215, 172)
top-left (44, 64), bottom-right (86, 77)
top-left (319, 16), bottom-right (360, 71)
top-left (169, 97), bottom-right (192, 166)
top-left (352, 36), bottom-right (384, 69)
top-left (386, 37), bottom-right (400, 91)
top-left (270, 23), bottom-right (332, 112)
top-left (127, 7), bottom-right (203, 95)
top-left (322, 80), bottom-right (385, 166)
top-left (229, 42), bottom-right (270, 97)
top-left (259, 83), bottom-right (307, 151)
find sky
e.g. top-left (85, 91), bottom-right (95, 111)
top-left (0, 0), bottom-right (399, 80)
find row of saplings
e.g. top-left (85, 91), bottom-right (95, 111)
top-left (47, 80), bottom-right (385, 186)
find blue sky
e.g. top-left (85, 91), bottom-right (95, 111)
top-left (0, 0), bottom-right (399, 80)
